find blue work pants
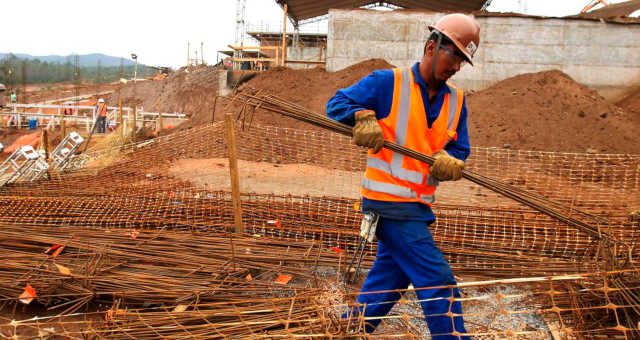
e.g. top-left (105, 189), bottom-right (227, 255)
top-left (355, 217), bottom-right (469, 339)
top-left (97, 116), bottom-right (106, 133)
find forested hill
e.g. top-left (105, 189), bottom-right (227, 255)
top-left (0, 53), bottom-right (154, 85)
top-left (0, 53), bottom-right (136, 67)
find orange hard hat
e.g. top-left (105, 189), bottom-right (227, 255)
top-left (429, 14), bottom-right (480, 65)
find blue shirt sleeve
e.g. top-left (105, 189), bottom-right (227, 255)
top-left (444, 96), bottom-right (471, 162)
top-left (326, 67), bottom-right (470, 162)
top-left (326, 70), bottom-right (394, 126)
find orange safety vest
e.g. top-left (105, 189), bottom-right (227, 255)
top-left (361, 67), bottom-right (464, 206)
top-left (98, 103), bottom-right (108, 117)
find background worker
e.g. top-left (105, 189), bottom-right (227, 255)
top-left (326, 13), bottom-right (480, 339)
top-left (96, 98), bottom-right (108, 133)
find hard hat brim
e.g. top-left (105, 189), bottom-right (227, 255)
top-left (428, 25), bottom-right (474, 66)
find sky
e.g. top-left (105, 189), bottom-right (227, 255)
top-left (2, 0), bottom-right (635, 68)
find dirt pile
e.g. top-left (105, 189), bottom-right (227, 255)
top-left (228, 59), bottom-right (395, 130)
top-left (242, 59), bottom-right (394, 114)
top-left (617, 86), bottom-right (640, 116)
top-left (107, 64), bottom-right (220, 124)
top-left (466, 70), bottom-right (640, 153)
top-left (107, 60), bottom-right (638, 153)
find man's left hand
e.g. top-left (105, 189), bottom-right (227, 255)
top-left (430, 150), bottom-right (465, 181)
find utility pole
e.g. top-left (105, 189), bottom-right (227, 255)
top-left (74, 54), bottom-right (79, 118)
top-left (21, 60), bottom-right (27, 104)
top-left (97, 58), bottom-right (102, 90)
top-left (131, 53), bottom-right (138, 83)
top-left (201, 41), bottom-right (204, 65)
top-left (234, 0), bottom-right (246, 70)
top-left (281, 3), bottom-right (288, 67)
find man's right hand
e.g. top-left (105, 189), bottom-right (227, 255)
top-left (352, 110), bottom-right (384, 153)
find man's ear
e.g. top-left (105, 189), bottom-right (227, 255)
top-left (424, 41), bottom-right (434, 57)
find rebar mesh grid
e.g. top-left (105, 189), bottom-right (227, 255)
top-left (1, 123), bottom-right (638, 263)
top-left (0, 122), bottom-right (639, 338)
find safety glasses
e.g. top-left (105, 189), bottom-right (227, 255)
top-left (439, 44), bottom-right (467, 67)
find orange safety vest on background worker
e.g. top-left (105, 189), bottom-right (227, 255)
top-left (98, 103), bottom-right (108, 117)
top-left (361, 67), bottom-right (464, 206)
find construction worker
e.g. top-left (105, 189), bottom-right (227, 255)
top-left (326, 14), bottom-right (479, 339)
top-left (96, 98), bottom-right (108, 133)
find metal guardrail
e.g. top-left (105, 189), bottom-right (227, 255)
top-left (1, 104), bottom-right (187, 131)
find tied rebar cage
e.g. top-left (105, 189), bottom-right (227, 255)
top-left (0, 120), bottom-right (639, 339)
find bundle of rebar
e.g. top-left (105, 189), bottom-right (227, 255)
top-left (0, 222), bottom-right (344, 314)
top-left (4, 268), bottom-right (640, 339)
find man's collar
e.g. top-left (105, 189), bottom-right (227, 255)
top-left (411, 62), bottom-right (450, 94)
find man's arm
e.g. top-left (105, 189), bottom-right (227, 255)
top-left (326, 70), bottom-right (393, 126)
top-left (444, 97), bottom-right (471, 162)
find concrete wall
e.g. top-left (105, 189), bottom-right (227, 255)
top-left (286, 46), bottom-right (325, 69)
top-left (327, 9), bottom-right (640, 99)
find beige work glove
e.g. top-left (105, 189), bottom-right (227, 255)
top-left (352, 110), bottom-right (384, 154)
top-left (430, 150), bottom-right (465, 181)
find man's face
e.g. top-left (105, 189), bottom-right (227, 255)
top-left (423, 41), bottom-right (467, 82)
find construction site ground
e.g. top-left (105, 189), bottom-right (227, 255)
top-left (1, 59), bottom-right (640, 339)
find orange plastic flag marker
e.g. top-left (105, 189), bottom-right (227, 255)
top-left (18, 284), bottom-right (37, 304)
top-left (44, 244), bottom-right (62, 254)
top-left (246, 273), bottom-right (253, 281)
top-left (128, 231), bottom-right (139, 239)
top-left (274, 274), bottom-right (292, 285)
top-left (267, 220), bottom-right (282, 228)
top-left (54, 263), bottom-right (71, 275)
top-left (330, 247), bottom-right (342, 254)
top-left (353, 201), bottom-right (361, 211)
top-left (52, 246), bottom-right (65, 258)
top-left (44, 244), bottom-right (59, 254)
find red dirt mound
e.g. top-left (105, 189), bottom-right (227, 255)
top-left (225, 59), bottom-right (395, 130)
top-left (107, 64), bottom-right (220, 124)
top-left (3, 131), bottom-right (40, 153)
top-left (245, 59), bottom-right (394, 114)
top-left (466, 70), bottom-right (639, 153)
top-left (617, 86), bottom-right (640, 116)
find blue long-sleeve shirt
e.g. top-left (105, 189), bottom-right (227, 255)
top-left (326, 62), bottom-right (471, 222)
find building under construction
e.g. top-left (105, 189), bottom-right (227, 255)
top-left (1, 1), bottom-right (640, 339)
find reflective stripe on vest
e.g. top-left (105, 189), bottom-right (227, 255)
top-left (361, 67), bottom-right (462, 204)
top-left (362, 177), bottom-right (436, 203)
top-left (98, 104), bottom-right (107, 117)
